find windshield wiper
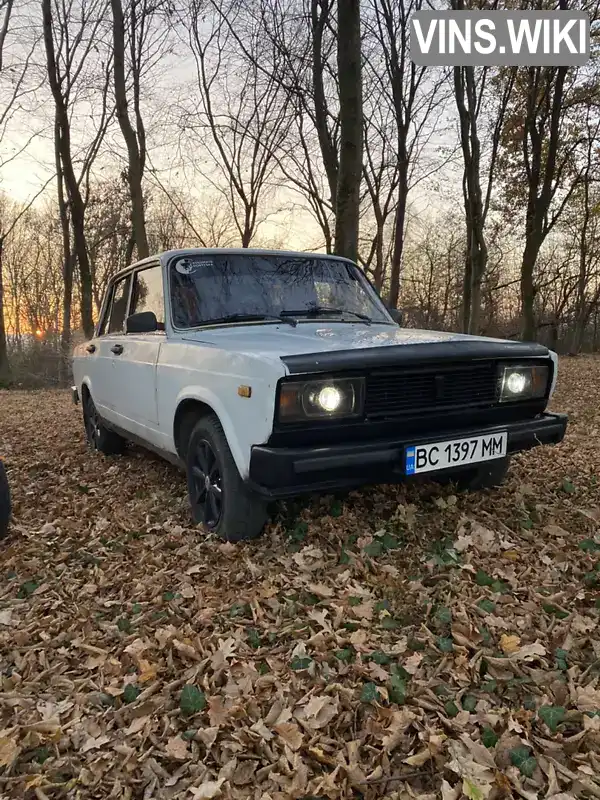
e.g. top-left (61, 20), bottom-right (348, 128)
top-left (200, 313), bottom-right (297, 327)
top-left (280, 306), bottom-right (372, 324)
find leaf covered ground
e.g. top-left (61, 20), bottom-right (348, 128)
top-left (1, 356), bottom-right (599, 800)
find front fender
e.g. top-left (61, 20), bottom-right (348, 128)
top-left (173, 385), bottom-right (273, 479)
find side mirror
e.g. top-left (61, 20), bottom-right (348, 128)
top-left (126, 311), bottom-right (158, 334)
top-left (389, 308), bottom-right (403, 325)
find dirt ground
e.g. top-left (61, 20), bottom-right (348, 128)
top-left (0, 356), bottom-right (599, 799)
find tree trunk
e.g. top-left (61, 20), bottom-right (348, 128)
top-left (334, 0), bottom-right (362, 262)
top-left (520, 237), bottom-right (538, 342)
top-left (111, 0), bottom-right (149, 261)
top-left (56, 114), bottom-right (73, 373)
top-left (0, 237), bottom-right (9, 385)
top-left (453, 64), bottom-right (488, 335)
top-left (519, 64), bottom-right (567, 342)
top-left (388, 159), bottom-right (408, 307)
top-left (311, 0), bottom-right (338, 208)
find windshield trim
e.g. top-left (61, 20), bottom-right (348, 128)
top-left (166, 252), bottom-right (394, 332)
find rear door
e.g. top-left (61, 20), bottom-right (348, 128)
top-left (110, 263), bottom-right (165, 445)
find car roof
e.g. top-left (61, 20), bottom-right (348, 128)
top-left (109, 248), bottom-right (354, 283)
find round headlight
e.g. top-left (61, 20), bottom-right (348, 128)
top-left (315, 385), bottom-right (343, 412)
top-left (505, 372), bottom-right (529, 394)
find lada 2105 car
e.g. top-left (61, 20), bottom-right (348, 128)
top-left (71, 249), bottom-right (568, 541)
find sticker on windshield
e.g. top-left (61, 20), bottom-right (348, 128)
top-left (174, 258), bottom-right (214, 275)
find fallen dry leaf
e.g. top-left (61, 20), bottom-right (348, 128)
top-left (165, 735), bottom-right (189, 760)
top-left (500, 634), bottom-right (521, 654)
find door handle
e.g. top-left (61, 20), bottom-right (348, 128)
top-left (111, 344), bottom-right (124, 355)
top-left (86, 344), bottom-right (96, 354)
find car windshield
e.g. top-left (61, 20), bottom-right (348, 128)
top-left (169, 253), bottom-right (392, 328)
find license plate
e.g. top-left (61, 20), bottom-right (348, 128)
top-left (405, 431), bottom-right (508, 476)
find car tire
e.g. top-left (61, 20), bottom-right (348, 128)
top-left (83, 393), bottom-right (126, 456)
top-left (0, 459), bottom-right (11, 540)
top-left (455, 456), bottom-right (511, 491)
top-left (186, 413), bottom-right (268, 542)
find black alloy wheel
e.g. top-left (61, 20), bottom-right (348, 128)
top-left (82, 392), bottom-right (126, 455)
top-left (84, 394), bottom-right (102, 449)
top-left (189, 438), bottom-right (223, 529)
top-left (185, 413), bottom-right (267, 541)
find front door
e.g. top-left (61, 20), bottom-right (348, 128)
top-left (110, 263), bottom-right (165, 446)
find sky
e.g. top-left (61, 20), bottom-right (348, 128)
top-left (0, 6), bottom-right (464, 253)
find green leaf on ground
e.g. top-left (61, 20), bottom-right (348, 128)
top-left (555, 648), bottom-right (569, 671)
top-left (360, 682), bottom-right (380, 703)
top-left (542, 603), bottom-right (569, 619)
top-left (444, 700), bottom-right (459, 718)
top-left (123, 684), bottom-right (141, 704)
top-left (539, 705), bottom-right (566, 733)
top-left (290, 656), bottom-right (312, 671)
top-left (330, 499), bottom-right (343, 517)
top-left (381, 532), bottom-right (401, 550)
top-left (334, 648), bottom-right (355, 664)
top-left (437, 636), bottom-right (454, 652)
top-left (477, 598), bottom-right (495, 614)
top-left (481, 727), bottom-right (498, 748)
top-left (17, 580), bottom-right (39, 598)
top-left (179, 685), bottom-right (207, 716)
top-left (435, 606), bottom-right (452, 626)
top-left (510, 745), bottom-right (537, 777)
top-left (580, 538), bottom-right (600, 553)
top-left (381, 616), bottom-right (402, 630)
top-left (247, 628), bottom-right (261, 649)
top-left (368, 650), bottom-right (391, 665)
top-left (363, 540), bottom-right (384, 558)
top-left (32, 747), bottom-right (52, 764)
top-left (462, 694), bottom-right (477, 712)
top-left (389, 673), bottom-right (407, 704)
top-left (117, 616), bottom-right (132, 633)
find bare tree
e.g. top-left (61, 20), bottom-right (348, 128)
top-left (452, 57), bottom-right (514, 334)
top-left (571, 112), bottom-right (600, 352)
top-left (111, 0), bottom-right (148, 261)
top-left (184, 0), bottom-right (291, 247)
top-left (497, 41), bottom-right (599, 340)
top-left (0, 0), bottom-right (42, 381)
top-left (111, 0), bottom-right (171, 262)
top-left (367, 0), bottom-right (446, 304)
top-left (210, 0), bottom-right (339, 249)
top-left (42, 0), bottom-right (110, 340)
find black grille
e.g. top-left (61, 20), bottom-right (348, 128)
top-left (365, 361), bottom-right (500, 418)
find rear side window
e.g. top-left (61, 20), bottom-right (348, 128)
top-left (107, 275), bottom-right (132, 334)
top-left (130, 265), bottom-right (164, 326)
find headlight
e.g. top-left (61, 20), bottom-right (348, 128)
top-left (499, 363), bottom-right (550, 402)
top-left (278, 377), bottom-right (365, 422)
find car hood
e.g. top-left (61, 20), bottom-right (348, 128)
top-left (179, 321), bottom-right (556, 392)
top-left (181, 322), bottom-right (481, 356)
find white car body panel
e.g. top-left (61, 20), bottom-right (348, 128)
top-left (154, 339), bottom-right (285, 476)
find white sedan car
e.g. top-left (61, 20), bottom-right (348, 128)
top-left (72, 249), bottom-right (567, 541)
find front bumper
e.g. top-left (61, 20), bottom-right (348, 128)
top-left (248, 412), bottom-right (568, 498)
